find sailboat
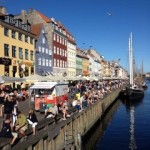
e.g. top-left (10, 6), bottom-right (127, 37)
top-left (120, 33), bottom-right (144, 100)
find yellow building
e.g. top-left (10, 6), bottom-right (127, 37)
top-left (0, 14), bottom-right (36, 80)
top-left (0, 14), bottom-right (36, 89)
top-left (67, 32), bottom-right (76, 77)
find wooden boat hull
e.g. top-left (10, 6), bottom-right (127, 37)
top-left (119, 88), bottom-right (144, 101)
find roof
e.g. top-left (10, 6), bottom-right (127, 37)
top-left (36, 11), bottom-right (52, 23)
top-left (30, 23), bottom-right (43, 38)
top-left (57, 21), bottom-right (76, 44)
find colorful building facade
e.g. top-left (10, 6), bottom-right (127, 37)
top-left (67, 31), bottom-right (76, 77)
top-left (76, 48), bottom-right (83, 76)
top-left (82, 52), bottom-right (89, 76)
top-left (0, 13), bottom-right (36, 79)
top-left (15, 9), bottom-right (74, 76)
top-left (31, 24), bottom-right (53, 75)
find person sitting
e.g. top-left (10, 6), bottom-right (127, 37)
top-left (72, 97), bottom-right (82, 112)
top-left (62, 106), bottom-right (70, 120)
top-left (57, 101), bottom-right (70, 120)
top-left (15, 111), bottom-right (28, 140)
top-left (27, 109), bottom-right (38, 136)
top-left (57, 101), bottom-right (63, 114)
top-left (45, 106), bottom-right (55, 118)
top-left (0, 115), bottom-right (18, 146)
top-left (52, 103), bottom-right (58, 123)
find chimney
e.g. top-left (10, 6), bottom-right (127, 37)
top-left (21, 9), bottom-right (27, 23)
top-left (0, 6), bottom-right (7, 14)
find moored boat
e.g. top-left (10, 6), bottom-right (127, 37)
top-left (120, 86), bottom-right (144, 100)
top-left (119, 33), bottom-right (144, 101)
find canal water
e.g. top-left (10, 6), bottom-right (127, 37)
top-left (82, 81), bottom-right (150, 150)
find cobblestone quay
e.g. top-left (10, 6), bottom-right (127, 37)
top-left (0, 88), bottom-right (121, 150)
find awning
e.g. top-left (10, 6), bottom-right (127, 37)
top-left (25, 74), bottom-right (47, 82)
top-left (30, 82), bottom-right (57, 89)
top-left (30, 84), bottom-right (55, 89)
top-left (0, 75), bottom-right (25, 84)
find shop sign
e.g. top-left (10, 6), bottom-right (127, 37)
top-left (0, 57), bottom-right (11, 65)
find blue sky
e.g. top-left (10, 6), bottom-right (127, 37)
top-left (1, 0), bottom-right (150, 73)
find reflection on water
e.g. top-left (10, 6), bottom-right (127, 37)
top-left (129, 106), bottom-right (137, 150)
top-left (82, 100), bottom-right (121, 150)
top-left (121, 98), bottom-right (144, 150)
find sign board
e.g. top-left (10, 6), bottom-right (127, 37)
top-left (0, 57), bottom-right (11, 65)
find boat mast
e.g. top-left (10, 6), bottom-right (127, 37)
top-left (129, 33), bottom-right (134, 85)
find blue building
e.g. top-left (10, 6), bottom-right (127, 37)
top-left (31, 23), bottom-right (53, 75)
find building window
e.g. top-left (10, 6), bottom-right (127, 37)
top-left (49, 49), bottom-right (52, 55)
top-left (19, 47), bottom-right (23, 59)
top-left (54, 46), bottom-right (56, 54)
top-left (12, 46), bottom-right (16, 58)
top-left (57, 59), bottom-right (59, 67)
top-left (30, 37), bottom-right (33, 44)
top-left (60, 48), bottom-right (62, 56)
top-left (49, 60), bottom-right (52, 66)
top-left (12, 30), bottom-right (16, 39)
top-left (57, 35), bottom-right (59, 42)
top-left (25, 35), bottom-right (28, 42)
top-left (53, 33), bottom-right (56, 41)
top-left (42, 30), bottom-right (45, 33)
top-left (42, 58), bottom-right (45, 66)
top-left (25, 49), bottom-right (29, 60)
top-left (4, 66), bottom-right (9, 76)
top-left (4, 28), bottom-right (9, 36)
top-left (65, 62), bottom-right (67, 68)
top-left (38, 46), bottom-right (41, 52)
top-left (65, 40), bottom-right (67, 46)
top-left (54, 59), bottom-right (56, 67)
top-left (38, 58), bottom-right (41, 65)
top-left (4, 44), bottom-right (9, 57)
top-left (46, 48), bottom-right (48, 54)
top-left (46, 59), bottom-right (48, 66)
top-left (18, 33), bottom-right (22, 41)
top-left (60, 37), bottom-right (62, 44)
top-left (30, 51), bottom-right (34, 61)
top-left (42, 47), bottom-right (45, 53)
top-left (60, 60), bottom-right (62, 67)
top-left (42, 37), bottom-right (45, 44)
top-left (57, 48), bottom-right (59, 55)
top-left (31, 66), bottom-right (34, 75)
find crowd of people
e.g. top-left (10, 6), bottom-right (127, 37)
top-left (0, 79), bottom-right (126, 147)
